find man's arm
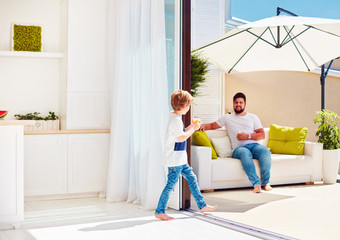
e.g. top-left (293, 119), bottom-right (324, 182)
top-left (253, 128), bottom-right (265, 140)
top-left (200, 122), bottom-right (221, 131)
top-left (237, 128), bottom-right (265, 141)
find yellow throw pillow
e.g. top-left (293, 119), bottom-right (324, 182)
top-left (192, 131), bottom-right (218, 159)
top-left (267, 124), bottom-right (308, 155)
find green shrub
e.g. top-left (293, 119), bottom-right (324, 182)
top-left (191, 53), bottom-right (209, 97)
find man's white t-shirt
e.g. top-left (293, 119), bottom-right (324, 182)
top-left (216, 113), bottom-right (263, 151)
top-left (163, 112), bottom-right (188, 167)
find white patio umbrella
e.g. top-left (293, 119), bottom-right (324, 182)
top-left (195, 15), bottom-right (340, 74)
top-left (194, 15), bottom-right (340, 109)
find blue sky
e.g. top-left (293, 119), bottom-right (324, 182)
top-left (231, 0), bottom-right (340, 21)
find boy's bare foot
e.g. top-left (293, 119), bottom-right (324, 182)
top-left (155, 214), bottom-right (174, 221)
top-left (264, 184), bottom-right (272, 191)
top-left (200, 205), bottom-right (218, 213)
top-left (253, 185), bottom-right (261, 193)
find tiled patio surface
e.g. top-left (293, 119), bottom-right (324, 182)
top-left (191, 180), bottom-right (340, 240)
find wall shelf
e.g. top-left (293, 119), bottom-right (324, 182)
top-left (0, 51), bottom-right (63, 58)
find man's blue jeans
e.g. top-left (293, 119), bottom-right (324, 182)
top-left (232, 143), bottom-right (271, 187)
top-left (155, 163), bottom-right (206, 214)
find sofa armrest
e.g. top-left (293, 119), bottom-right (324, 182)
top-left (191, 145), bottom-right (212, 190)
top-left (304, 141), bottom-right (323, 182)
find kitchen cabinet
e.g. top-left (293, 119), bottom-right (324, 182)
top-left (24, 132), bottom-right (110, 197)
top-left (24, 135), bottom-right (68, 196)
top-left (63, 0), bottom-right (110, 130)
top-left (68, 134), bottom-right (109, 193)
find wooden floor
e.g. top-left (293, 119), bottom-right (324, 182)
top-left (0, 197), bottom-right (264, 240)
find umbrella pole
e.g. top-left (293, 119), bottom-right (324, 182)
top-left (321, 65), bottom-right (325, 110)
top-left (320, 60), bottom-right (334, 110)
top-left (276, 7), bottom-right (297, 17)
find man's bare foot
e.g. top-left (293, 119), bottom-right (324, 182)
top-left (155, 214), bottom-right (174, 221)
top-left (264, 184), bottom-right (272, 191)
top-left (253, 185), bottom-right (261, 193)
top-left (200, 205), bottom-right (218, 213)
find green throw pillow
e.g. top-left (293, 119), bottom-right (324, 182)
top-left (192, 131), bottom-right (218, 159)
top-left (267, 124), bottom-right (308, 155)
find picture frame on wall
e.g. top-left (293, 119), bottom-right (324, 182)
top-left (11, 23), bottom-right (42, 52)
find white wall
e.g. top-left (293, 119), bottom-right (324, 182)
top-left (0, 0), bottom-right (60, 52)
top-left (226, 71), bottom-right (340, 142)
top-left (0, 0), bottom-right (61, 119)
top-left (0, 57), bottom-right (60, 119)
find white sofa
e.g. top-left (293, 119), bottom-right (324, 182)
top-left (191, 128), bottom-right (323, 190)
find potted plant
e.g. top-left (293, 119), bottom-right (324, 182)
top-left (15, 112), bottom-right (59, 131)
top-left (314, 109), bottom-right (340, 184)
top-left (44, 111), bottom-right (59, 131)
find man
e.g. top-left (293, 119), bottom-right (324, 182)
top-left (200, 92), bottom-right (272, 193)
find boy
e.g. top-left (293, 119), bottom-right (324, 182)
top-left (155, 90), bottom-right (217, 221)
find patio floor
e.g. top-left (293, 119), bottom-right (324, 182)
top-left (190, 179), bottom-right (340, 240)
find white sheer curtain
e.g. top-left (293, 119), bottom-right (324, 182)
top-left (106, 0), bottom-right (169, 210)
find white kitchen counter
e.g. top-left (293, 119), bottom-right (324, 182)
top-left (0, 120), bottom-right (35, 126)
top-left (24, 129), bottom-right (110, 135)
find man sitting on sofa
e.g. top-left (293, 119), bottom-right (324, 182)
top-left (200, 92), bottom-right (272, 193)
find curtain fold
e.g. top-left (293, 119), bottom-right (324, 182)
top-left (106, 0), bottom-right (169, 210)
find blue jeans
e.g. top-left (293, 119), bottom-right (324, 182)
top-left (232, 143), bottom-right (271, 187)
top-left (155, 164), bottom-right (206, 214)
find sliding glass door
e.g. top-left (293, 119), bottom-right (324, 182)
top-left (164, 0), bottom-right (182, 210)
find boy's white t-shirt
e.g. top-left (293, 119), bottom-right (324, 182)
top-left (216, 113), bottom-right (263, 151)
top-left (163, 112), bottom-right (188, 167)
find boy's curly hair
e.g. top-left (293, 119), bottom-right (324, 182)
top-left (171, 90), bottom-right (193, 111)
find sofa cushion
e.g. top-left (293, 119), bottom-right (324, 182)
top-left (192, 131), bottom-right (217, 159)
top-left (211, 136), bottom-right (233, 158)
top-left (205, 129), bottom-right (228, 139)
top-left (270, 154), bottom-right (313, 177)
top-left (267, 124), bottom-right (308, 155)
top-left (211, 154), bottom-right (313, 182)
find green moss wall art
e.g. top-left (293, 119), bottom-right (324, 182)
top-left (13, 24), bottom-right (42, 52)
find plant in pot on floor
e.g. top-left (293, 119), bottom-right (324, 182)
top-left (314, 109), bottom-right (340, 184)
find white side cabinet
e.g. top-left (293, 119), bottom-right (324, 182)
top-left (24, 133), bottom-right (109, 197)
top-left (68, 134), bottom-right (109, 193)
top-left (24, 135), bottom-right (68, 196)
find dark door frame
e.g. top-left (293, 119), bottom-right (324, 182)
top-left (181, 0), bottom-right (191, 210)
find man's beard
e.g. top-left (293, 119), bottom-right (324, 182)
top-left (234, 107), bottom-right (244, 114)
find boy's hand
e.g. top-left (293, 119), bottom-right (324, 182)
top-left (193, 121), bottom-right (201, 131)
